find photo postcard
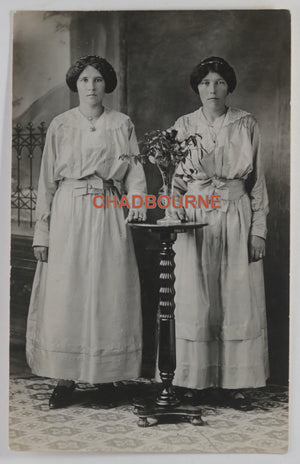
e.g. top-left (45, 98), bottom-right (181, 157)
top-left (8, 8), bottom-right (290, 454)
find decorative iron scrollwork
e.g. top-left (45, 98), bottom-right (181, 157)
top-left (11, 122), bottom-right (47, 227)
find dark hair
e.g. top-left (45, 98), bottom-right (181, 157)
top-left (190, 56), bottom-right (237, 94)
top-left (66, 55), bottom-right (117, 94)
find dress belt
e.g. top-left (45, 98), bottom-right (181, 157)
top-left (58, 177), bottom-right (116, 197)
top-left (187, 177), bottom-right (246, 200)
top-left (186, 177), bottom-right (246, 212)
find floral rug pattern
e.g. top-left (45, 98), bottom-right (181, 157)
top-left (9, 374), bottom-right (288, 453)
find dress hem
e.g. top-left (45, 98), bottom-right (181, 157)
top-left (26, 345), bottom-right (143, 384)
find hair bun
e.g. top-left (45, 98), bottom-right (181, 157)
top-left (190, 56), bottom-right (237, 94)
top-left (66, 55), bottom-right (117, 94)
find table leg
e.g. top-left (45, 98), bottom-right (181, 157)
top-left (133, 230), bottom-right (203, 426)
top-left (156, 231), bottom-right (180, 406)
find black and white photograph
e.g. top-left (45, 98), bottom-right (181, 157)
top-left (1, 2), bottom-right (298, 458)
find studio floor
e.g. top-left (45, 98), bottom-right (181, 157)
top-left (9, 344), bottom-right (289, 454)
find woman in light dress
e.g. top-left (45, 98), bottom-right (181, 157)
top-left (171, 57), bottom-right (269, 408)
top-left (26, 55), bottom-right (147, 408)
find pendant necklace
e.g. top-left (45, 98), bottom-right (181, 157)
top-left (202, 108), bottom-right (227, 144)
top-left (87, 116), bottom-right (96, 132)
top-left (79, 108), bottom-right (104, 132)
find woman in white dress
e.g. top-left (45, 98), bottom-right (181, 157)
top-left (171, 57), bottom-right (269, 408)
top-left (26, 55), bottom-right (147, 408)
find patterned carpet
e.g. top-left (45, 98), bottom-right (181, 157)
top-left (9, 368), bottom-right (288, 453)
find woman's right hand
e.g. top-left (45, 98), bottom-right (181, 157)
top-left (33, 246), bottom-right (48, 262)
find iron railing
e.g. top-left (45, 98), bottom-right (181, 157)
top-left (11, 122), bottom-right (47, 227)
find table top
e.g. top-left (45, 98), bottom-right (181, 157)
top-left (128, 221), bottom-right (207, 233)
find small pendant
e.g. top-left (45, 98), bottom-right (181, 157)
top-left (90, 126), bottom-right (96, 132)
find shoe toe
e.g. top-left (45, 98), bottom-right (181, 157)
top-left (49, 385), bottom-right (74, 409)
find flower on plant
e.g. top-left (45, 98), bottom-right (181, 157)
top-left (120, 128), bottom-right (205, 171)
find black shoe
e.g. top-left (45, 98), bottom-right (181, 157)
top-left (95, 383), bottom-right (117, 407)
top-left (49, 383), bottom-right (75, 409)
top-left (225, 390), bottom-right (254, 411)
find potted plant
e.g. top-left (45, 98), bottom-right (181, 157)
top-left (121, 128), bottom-right (205, 223)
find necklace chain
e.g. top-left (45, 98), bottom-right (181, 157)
top-left (79, 108), bottom-right (104, 132)
top-left (202, 108), bottom-right (227, 144)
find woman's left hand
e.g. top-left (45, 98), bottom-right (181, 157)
top-left (249, 235), bottom-right (266, 262)
top-left (125, 206), bottom-right (147, 223)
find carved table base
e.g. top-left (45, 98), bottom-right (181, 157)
top-left (133, 396), bottom-right (203, 427)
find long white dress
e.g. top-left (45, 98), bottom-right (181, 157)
top-left (171, 107), bottom-right (269, 389)
top-left (26, 107), bottom-right (147, 384)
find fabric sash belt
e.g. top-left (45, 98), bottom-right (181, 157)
top-left (186, 177), bottom-right (246, 212)
top-left (58, 176), bottom-right (116, 197)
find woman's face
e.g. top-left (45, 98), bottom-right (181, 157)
top-left (197, 71), bottom-right (229, 110)
top-left (76, 65), bottom-right (106, 106)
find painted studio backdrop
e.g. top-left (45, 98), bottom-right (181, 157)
top-left (11, 10), bottom-right (290, 384)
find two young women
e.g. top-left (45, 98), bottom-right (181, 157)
top-left (27, 55), bottom-right (268, 409)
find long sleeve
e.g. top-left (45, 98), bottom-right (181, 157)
top-left (123, 119), bottom-right (147, 198)
top-left (33, 121), bottom-right (58, 247)
top-left (246, 120), bottom-right (269, 239)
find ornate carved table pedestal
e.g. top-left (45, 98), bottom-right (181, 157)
top-left (129, 222), bottom-right (207, 427)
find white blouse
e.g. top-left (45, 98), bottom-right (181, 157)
top-left (172, 106), bottom-right (269, 238)
top-left (33, 107), bottom-right (147, 246)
